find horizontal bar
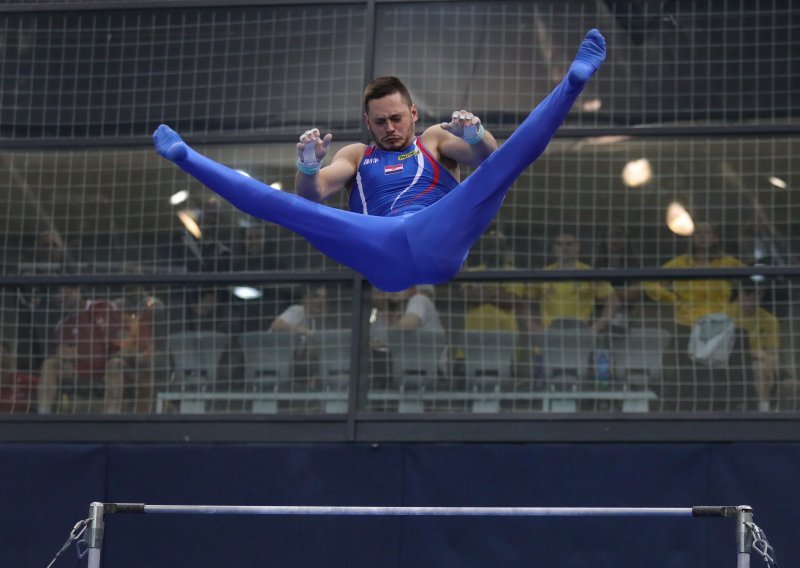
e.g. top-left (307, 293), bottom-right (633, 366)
top-left (134, 504), bottom-right (696, 517)
top-left (2, 123), bottom-right (798, 151)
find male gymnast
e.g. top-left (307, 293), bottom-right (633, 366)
top-left (154, 29), bottom-right (606, 291)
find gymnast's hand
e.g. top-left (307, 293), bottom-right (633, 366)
top-left (153, 124), bottom-right (188, 162)
top-left (296, 128), bottom-right (333, 173)
top-left (440, 110), bottom-right (485, 145)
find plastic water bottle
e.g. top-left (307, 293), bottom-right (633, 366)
top-left (595, 349), bottom-right (611, 384)
top-left (594, 336), bottom-right (612, 386)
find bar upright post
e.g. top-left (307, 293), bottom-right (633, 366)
top-left (86, 502), bottom-right (105, 568)
top-left (736, 505), bottom-right (753, 568)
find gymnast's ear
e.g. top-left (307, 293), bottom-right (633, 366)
top-left (410, 103), bottom-right (419, 123)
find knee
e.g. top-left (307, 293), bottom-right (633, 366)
top-left (105, 357), bottom-right (125, 379)
top-left (40, 357), bottom-right (70, 381)
top-left (422, 249), bottom-right (466, 285)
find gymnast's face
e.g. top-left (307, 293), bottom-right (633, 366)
top-left (364, 92), bottom-right (419, 151)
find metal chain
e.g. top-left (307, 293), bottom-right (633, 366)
top-left (44, 518), bottom-right (91, 568)
top-left (746, 521), bottom-right (778, 568)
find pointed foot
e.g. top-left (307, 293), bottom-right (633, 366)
top-left (153, 124), bottom-right (189, 162)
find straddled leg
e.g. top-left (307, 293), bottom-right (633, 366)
top-left (405, 30), bottom-right (607, 280)
top-left (154, 127), bottom-right (415, 290)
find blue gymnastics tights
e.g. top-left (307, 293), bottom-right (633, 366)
top-left (154, 29), bottom-right (606, 292)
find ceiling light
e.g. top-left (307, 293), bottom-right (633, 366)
top-left (233, 286), bottom-right (262, 300)
top-left (270, 181), bottom-right (283, 191)
top-left (177, 209), bottom-right (202, 239)
top-left (622, 158), bottom-right (653, 188)
top-left (768, 176), bottom-right (787, 189)
top-left (666, 202), bottom-right (694, 236)
top-left (169, 190), bottom-right (189, 205)
top-left (581, 98), bottom-right (602, 112)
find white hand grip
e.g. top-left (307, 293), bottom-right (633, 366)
top-left (302, 142), bottom-right (318, 166)
top-left (463, 124), bottom-right (478, 141)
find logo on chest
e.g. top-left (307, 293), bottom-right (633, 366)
top-left (384, 164), bottom-right (404, 175)
top-left (363, 157), bottom-right (379, 165)
top-left (397, 149), bottom-right (419, 161)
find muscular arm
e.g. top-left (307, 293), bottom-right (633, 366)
top-left (432, 125), bottom-right (497, 168)
top-left (269, 317), bottom-right (312, 335)
top-left (392, 312), bottom-right (422, 331)
top-left (295, 143), bottom-right (364, 202)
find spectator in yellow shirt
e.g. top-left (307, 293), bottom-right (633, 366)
top-left (529, 231), bottom-right (617, 333)
top-left (462, 230), bottom-right (527, 333)
top-left (645, 221), bottom-right (744, 410)
top-left (645, 221), bottom-right (744, 327)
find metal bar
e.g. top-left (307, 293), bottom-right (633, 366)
top-left (2, 265), bottom-right (798, 289)
top-left (0, 270), bottom-right (355, 287)
top-left (347, 276), bottom-right (367, 440)
top-left (0, 0), bottom-right (368, 14)
top-left (135, 504), bottom-right (696, 517)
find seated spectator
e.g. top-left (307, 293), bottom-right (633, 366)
top-left (529, 231), bottom-right (618, 333)
top-left (645, 220), bottom-right (744, 410)
top-left (726, 278), bottom-right (782, 411)
top-left (37, 286), bottom-right (127, 414)
top-left (115, 285), bottom-right (167, 413)
top-left (180, 196), bottom-right (233, 273)
top-left (595, 225), bottom-right (645, 332)
top-left (16, 231), bottom-right (78, 374)
top-left (28, 230), bottom-right (73, 274)
top-left (388, 285), bottom-right (445, 334)
top-left (0, 341), bottom-right (37, 413)
top-left (457, 230), bottom-right (530, 382)
top-left (169, 287), bottom-right (236, 335)
top-left (462, 229), bottom-right (527, 333)
top-left (269, 285), bottom-right (328, 336)
top-left (269, 285), bottom-right (329, 387)
top-left (370, 286), bottom-right (447, 387)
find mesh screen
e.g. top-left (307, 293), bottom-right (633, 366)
top-left (2, 2), bottom-right (798, 139)
top-left (0, 4), bottom-right (367, 138)
top-left (2, 278), bottom-right (798, 415)
top-left (0, 1), bottom-right (798, 417)
top-left (373, 0), bottom-right (800, 129)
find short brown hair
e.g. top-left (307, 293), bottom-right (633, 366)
top-left (363, 76), bottom-right (412, 113)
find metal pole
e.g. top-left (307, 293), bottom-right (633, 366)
top-left (86, 502), bottom-right (105, 568)
top-left (736, 505), bottom-right (753, 568)
top-left (136, 505), bottom-right (695, 517)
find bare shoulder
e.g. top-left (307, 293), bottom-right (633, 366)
top-left (420, 124), bottom-right (449, 147)
top-left (332, 142), bottom-right (368, 165)
top-left (419, 125), bottom-right (459, 171)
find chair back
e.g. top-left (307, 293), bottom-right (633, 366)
top-left (311, 329), bottom-right (352, 390)
top-left (463, 330), bottom-right (518, 390)
top-left (386, 329), bottom-right (445, 390)
top-left (611, 327), bottom-right (672, 385)
top-left (542, 321), bottom-right (595, 385)
top-left (167, 331), bottom-right (228, 389)
top-left (241, 330), bottom-right (296, 390)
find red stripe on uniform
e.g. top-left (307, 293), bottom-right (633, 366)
top-left (399, 138), bottom-right (440, 208)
